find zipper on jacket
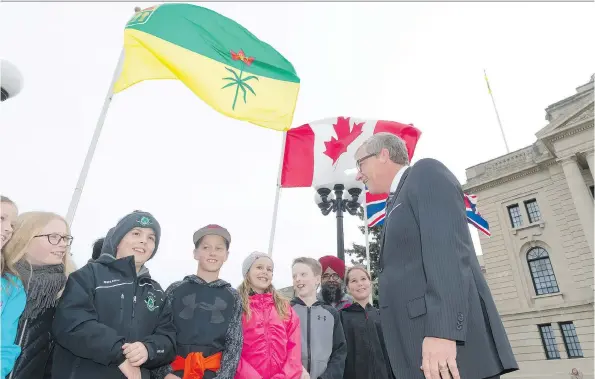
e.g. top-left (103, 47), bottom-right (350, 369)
top-left (130, 276), bottom-right (138, 336)
top-left (307, 307), bottom-right (312, 373)
top-left (119, 293), bottom-right (125, 323)
top-left (131, 276), bottom-right (138, 319)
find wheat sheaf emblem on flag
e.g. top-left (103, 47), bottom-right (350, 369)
top-left (222, 50), bottom-right (259, 111)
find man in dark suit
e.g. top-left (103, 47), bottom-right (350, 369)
top-left (354, 133), bottom-right (518, 379)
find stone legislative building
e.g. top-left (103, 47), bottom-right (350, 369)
top-left (463, 74), bottom-right (594, 378)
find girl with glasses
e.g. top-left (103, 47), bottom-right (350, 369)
top-left (51, 210), bottom-right (176, 379)
top-left (2, 211), bottom-right (76, 379)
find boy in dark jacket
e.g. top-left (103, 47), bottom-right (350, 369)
top-left (51, 211), bottom-right (176, 379)
top-left (151, 224), bottom-right (243, 379)
top-left (290, 257), bottom-right (346, 379)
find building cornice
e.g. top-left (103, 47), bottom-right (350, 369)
top-left (463, 159), bottom-right (557, 193)
top-left (498, 298), bottom-right (594, 318)
top-left (545, 120), bottom-right (594, 144)
top-left (539, 101), bottom-right (594, 140)
top-left (463, 144), bottom-right (557, 193)
top-left (544, 89), bottom-right (593, 120)
top-left (464, 103), bottom-right (594, 193)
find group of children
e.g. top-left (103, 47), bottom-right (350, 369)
top-left (1, 196), bottom-right (394, 379)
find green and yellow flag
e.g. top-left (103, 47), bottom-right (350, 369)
top-left (114, 4), bottom-right (300, 131)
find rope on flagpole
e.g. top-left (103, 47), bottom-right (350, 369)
top-left (484, 69), bottom-right (510, 154)
top-left (267, 131), bottom-right (287, 256)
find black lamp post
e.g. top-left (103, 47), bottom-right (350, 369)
top-left (315, 184), bottom-right (362, 261)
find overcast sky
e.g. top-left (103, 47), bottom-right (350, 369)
top-left (1, 2), bottom-right (593, 289)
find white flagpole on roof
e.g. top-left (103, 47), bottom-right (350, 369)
top-left (484, 69), bottom-right (510, 154)
top-left (267, 131), bottom-right (287, 256)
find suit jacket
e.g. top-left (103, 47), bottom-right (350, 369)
top-left (377, 158), bottom-right (518, 379)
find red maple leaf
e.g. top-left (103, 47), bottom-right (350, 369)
top-left (323, 117), bottom-right (364, 164)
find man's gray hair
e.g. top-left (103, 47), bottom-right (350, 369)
top-left (363, 132), bottom-right (409, 165)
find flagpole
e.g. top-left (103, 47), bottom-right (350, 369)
top-left (267, 131), bottom-right (287, 256)
top-left (362, 195), bottom-right (372, 304)
top-left (65, 48), bottom-right (125, 227)
top-left (484, 69), bottom-right (510, 154)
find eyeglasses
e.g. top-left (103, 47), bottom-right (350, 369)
top-left (356, 153), bottom-right (377, 172)
top-left (322, 273), bottom-right (341, 281)
top-left (34, 233), bottom-right (74, 246)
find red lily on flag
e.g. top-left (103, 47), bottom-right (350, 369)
top-left (230, 49), bottom-right (254, 66)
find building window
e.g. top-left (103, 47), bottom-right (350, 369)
top-left (560, 322), bottom-right (584, 358)
top-left (524, 199), bottom-right (541, 223)
top-left (507, 204), bottom-right (523, 228)
top-left (527, 247), bottom-right (559, 295)
top-left (538, 324), bottom-right (560, 359)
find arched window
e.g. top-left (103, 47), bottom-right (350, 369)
top-left (527, 247), bottom-right (559, 295)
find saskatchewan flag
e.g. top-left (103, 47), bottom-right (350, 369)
top-left (114, 3), bottom-right (300, 131)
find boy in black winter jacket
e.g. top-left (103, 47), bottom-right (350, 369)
top-left (290, 257), bottom-right (346, 379)
top-left (151, 224), bottom-right (243, 379)
top-left (51, 211), bottom-right (176, 379)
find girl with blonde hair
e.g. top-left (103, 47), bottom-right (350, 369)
top-left (2, 211), bottom-right (75, 379)
top-left (235, 252), bottom-right (302, 379)
top-left (1, 196), bottom-right (26, 378)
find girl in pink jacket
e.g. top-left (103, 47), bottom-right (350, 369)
top-left (235, 252), bottom-right (302, 379)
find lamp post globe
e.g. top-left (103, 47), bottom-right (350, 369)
top-left (1, 59), bottom-right (24, 102)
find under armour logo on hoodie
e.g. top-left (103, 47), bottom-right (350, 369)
top-left (179, 293), bottom-right (199, 320)
top-left (198, 297), bottom-right (228, 324)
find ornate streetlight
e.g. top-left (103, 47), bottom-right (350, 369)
top-left (1, 60), bottom-right (24, 102)
top-left (315, 184), bottom-right (363, 261)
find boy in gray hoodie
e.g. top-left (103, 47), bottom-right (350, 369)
top-left (290, 257), bottom-right (346, 379)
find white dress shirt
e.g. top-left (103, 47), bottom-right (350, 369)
top-left (390, 165), bottom-right (409, 194)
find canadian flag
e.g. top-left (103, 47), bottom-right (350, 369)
top-left (281, 117), bottom-right (422, 188)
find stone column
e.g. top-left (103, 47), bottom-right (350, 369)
top-left (585, 149), bottom-right (595, 179)
top-left (560, 155), bottom-right (594, 253)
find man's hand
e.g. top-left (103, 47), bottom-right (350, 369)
top-left (421, 337), bottom-right (460, 379)
top-left (118, 359), bottom-right (142, 379)
top-left (164, 375), bottom-right (181, 379)
top-left (122, 342), bottom-right (149, 367)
